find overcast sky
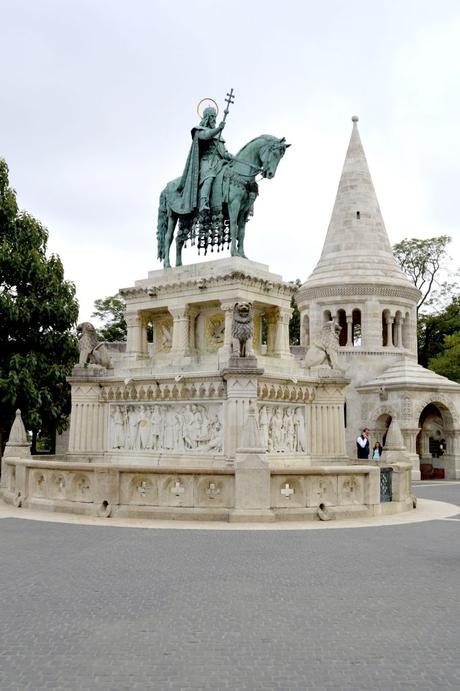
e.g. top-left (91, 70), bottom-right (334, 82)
top-left (2, 0), bottom-right (460, 321)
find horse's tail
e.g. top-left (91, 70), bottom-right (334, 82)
top-left (156, 188), bottom-right (168, 261)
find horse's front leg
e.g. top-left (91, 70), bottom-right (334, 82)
top-left (228, 198), bottom-right (240, 257)
top-left (237, 212), bottom-right (248, 259)
top-left (175, 235), bottom-right (184, 267)
top-left (163, 213), bottom-right (176, 268)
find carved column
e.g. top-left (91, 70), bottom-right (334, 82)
top-left (170, 306), bottom-right (190, 357)
top-left (346, 315), bottom-right (353, 346)
top-left (126, 311), bottom-right (143, 356)
top-left (188, 306), bottom-right (199, 354)
top-left (385, 316), bottom-right (394, 347)
top-left (219, 301), bottom-right (235, 358)
top-left (273, 307), bottom-right (293, 358)
top-left (266, 310), bottom-right (277, 354)
top-left (395, 316), bottom-right (403, 348)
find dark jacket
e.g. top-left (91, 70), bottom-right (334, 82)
top-left (356, 435), bottom-right (370, 459)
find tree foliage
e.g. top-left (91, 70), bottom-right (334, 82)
top-left (393, 235), bottom-right (454, 313)
top-left (92, 294), bottom-right (127, 341)
top-left (288, 279), bottom-right (301, 346)
top-left (418, 297), bottom-right (460, 369)
top-left (0, 159), bottom-right (79, 452)
top-left (428, 333), bottom-right (460, 383)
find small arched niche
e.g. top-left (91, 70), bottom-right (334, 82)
top-left (336, 309), bottom-right (347, 346)
top-left (352, 309), bottom-right (362, 346)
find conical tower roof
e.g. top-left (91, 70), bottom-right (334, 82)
top-left (304, 117), bottom-right (417, 293)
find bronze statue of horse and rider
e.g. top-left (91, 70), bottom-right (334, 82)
top-left (156, 92), bottom-right (290, 268)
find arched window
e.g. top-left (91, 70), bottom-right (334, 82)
top-left (336, 309), bottom-right (347, 346)
top-left (352, 309), bottom-right (362, 346)
top-left (382, 309), bottom-right (391, 346)
top-left (323, 309), bottom-right (332, 323)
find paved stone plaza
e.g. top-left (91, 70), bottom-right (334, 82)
top-left (0, 483), bottom-right (459, 691)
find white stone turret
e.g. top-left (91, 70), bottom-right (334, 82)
top-left (298, 116), bottom-right (420, 360)
top-left (298, 117), bottom-right (424, 463)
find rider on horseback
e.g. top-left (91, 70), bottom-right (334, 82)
top-left (178, 106), bottom-right (234, 213)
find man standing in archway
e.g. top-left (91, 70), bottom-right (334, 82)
top-left (356, 428), bottom-right (370, 459)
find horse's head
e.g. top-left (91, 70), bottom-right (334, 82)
top-left (260, 136), bottom-right (291, 179)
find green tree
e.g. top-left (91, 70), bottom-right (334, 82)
top-left (0, 159), bottom-right (79, 453)
top-left (418, 297), bottom-right (460, 368)
top-left (393, 235), bottom-right (455, 313)
top-left (428, 333), bottom-right (460, 383)
top-left (289, 279), bottom-right (301, 346)
top-left (92, 294), bottom-right (127, 341)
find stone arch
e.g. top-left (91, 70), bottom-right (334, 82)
top-left (352, 308), bottom-right (362, 346)
top-left (336, 309), bottom-right (347, 346)
top-left (394, 310), bottom-right (403, 347)
top-left (323, 309), bottom-right (332, 324)
top-left (382, 309), bottom-right (392, 346)
top-left (368, 404), bottom-right (397, 429)
top-left (412, 394), bottom-right (458, 429)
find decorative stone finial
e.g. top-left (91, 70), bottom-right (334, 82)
top-left (384, 419), bottom-right (405, 450)
top-left (351, 115), bottom-right (359, 123)
top-left (3, 409), bottom-right (31, 458)
top-left (8, 410), bottom-right (28, 445)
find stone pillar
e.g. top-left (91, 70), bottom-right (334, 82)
top-left (385, 316), bottom-right (394, 347)
top-left (170, 306), bottom-right (190, 357)
top-left (273, 307), bottom-right (293, 358)
top-left (126, 311), bottom-right (143, 356)
top-left (346, 316), bottom-right (353, 346)
top-left (188, 306), bottom-right (199, 355)
top-left (362, 300), bottom-right (381, 349)
top-left (401, 426), bottom-right (421, 480)
top-left (223, 370), bottom-right (261, 459)
top-left (68, 383), bottom-right (106, 454)
top-left (396, 316), bottom-right (403, 348)
top-left (218, 301), bottom-right (235, 360)
top-left (266, 310), bottom-right (277, 354)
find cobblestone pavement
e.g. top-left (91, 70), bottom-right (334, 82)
top-left (0, 484), bottom-right (459, 691)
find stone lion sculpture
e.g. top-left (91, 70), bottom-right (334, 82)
top-left (231, 302), bottom-right (254, 357)
top-left (77, 322), bottom-right (112, 369)
top-left (303, 320), bottom-right (341, 369)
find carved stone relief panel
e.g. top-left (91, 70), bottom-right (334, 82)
top-left (271, 476), bottom-right (306, 508)
top-left (71, 474), bottom-right (92, 502)
top-left (120, 474), bottom-right (160, 505)
top-left (48, 472), bottom-right (69, 500)
top-left (158, 475), bottom-right (193, 507)
top-left (307, 476), bottom-right (338, 507)
top-left (155, 317), bottom-right (173, 352)
top-left (205, 314), bottom-right (225, 351)
top-left (32, 470), bottom-right (46, 497)
top-left (109, 402), bottom-right (223, 454)
top-left (337, 475), bottom-right (365, 505)
top-left (195, 475), bottom-right (233, 508)
top-left (258, 403), bottom-right (306, 453)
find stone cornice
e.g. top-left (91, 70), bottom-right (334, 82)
top-left (120, 271), bottom-right (297, 301)
top-left (298, 283), bottom-right (420, 302)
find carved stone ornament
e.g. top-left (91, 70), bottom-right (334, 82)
top-left (231, 302), bottom-right (254, 357)
top-left (156, 318), bottom-right (173, 352)
top-left (303, 320), bottom-right (341, 369)
top-left (109, 402), bottom-right (223, 453)
top-left (205, 314), bottom-right (225, 349)
top-left (258, 403), bottom-right (306, 453)
top-left (77, 322), bottom-right (112, 369)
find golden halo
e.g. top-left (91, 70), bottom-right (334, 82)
top-left (197, 98), bottom-right (219, 119)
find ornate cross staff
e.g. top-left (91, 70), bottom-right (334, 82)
top-left (217, 87), bottom-right (235, 140)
